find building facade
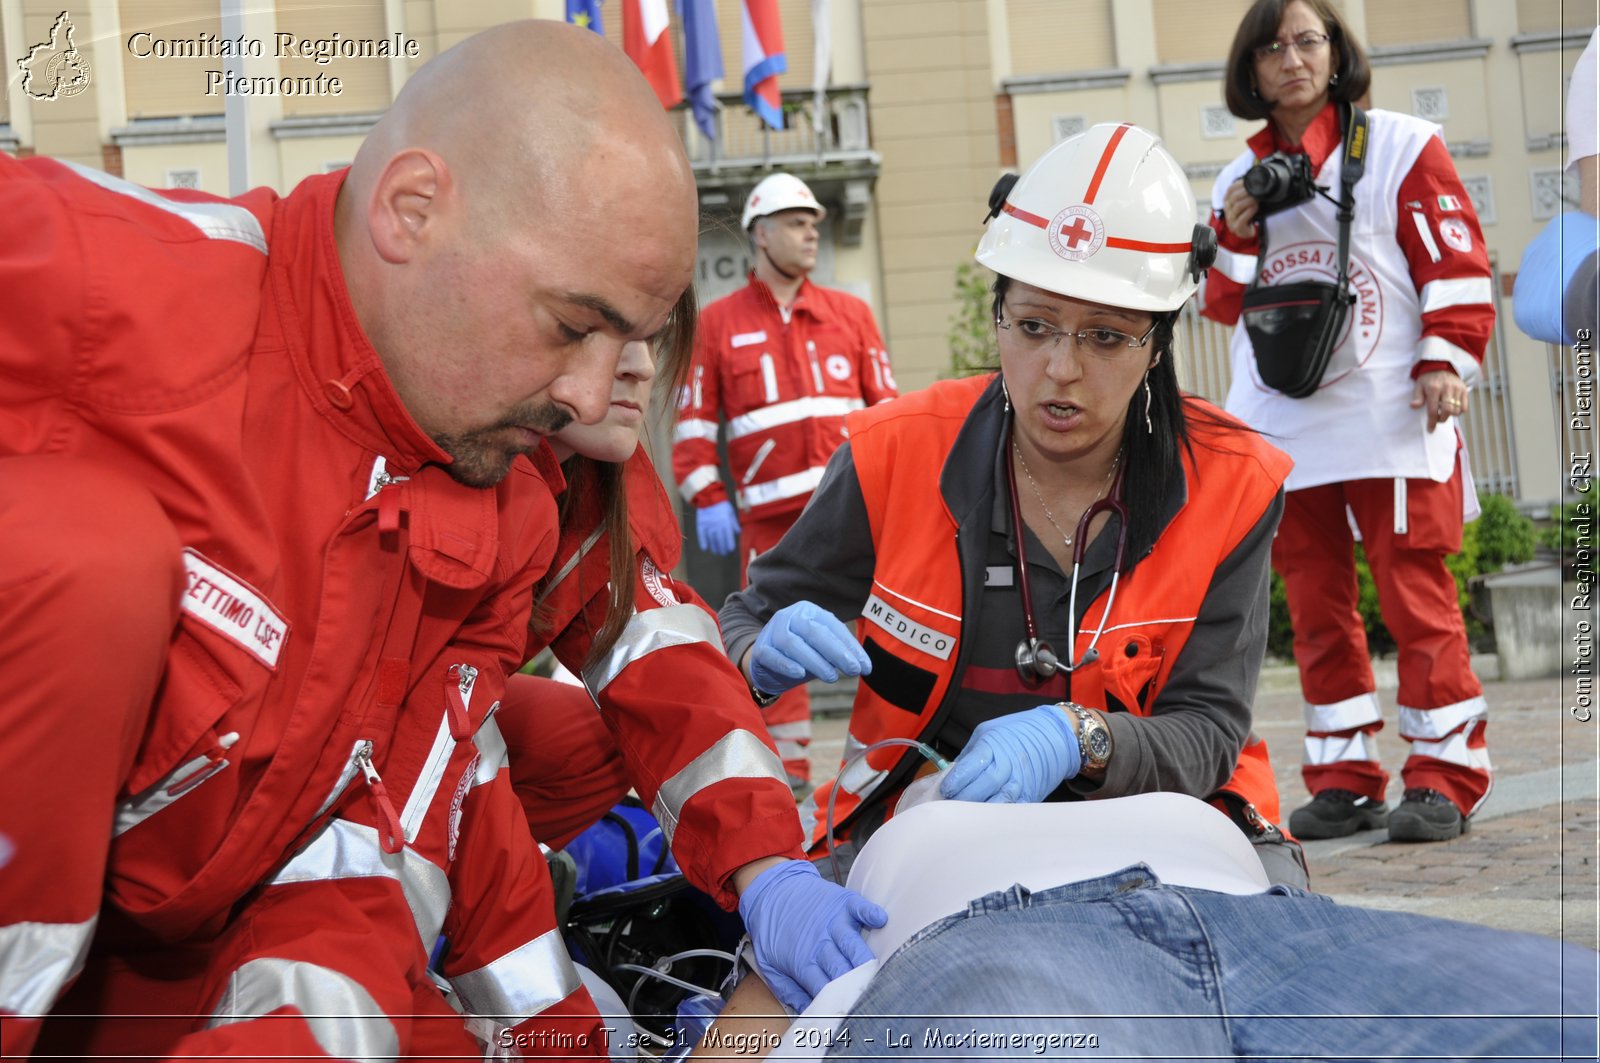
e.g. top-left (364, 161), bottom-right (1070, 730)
top-left (3, 0), bottom-right (1593, 505)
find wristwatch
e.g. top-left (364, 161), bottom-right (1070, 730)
top-left (1059, 701), bottom-right (1112, 774)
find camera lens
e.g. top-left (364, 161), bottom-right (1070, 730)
top-left (1243, 158), bottom-right (1289, 201)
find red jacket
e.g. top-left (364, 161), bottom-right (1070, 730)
top-left (528, 449), bottom-right (805, 904)
top-left (673, 275), bottom-right (896, 523)
top-left (0, 155), bottom-right (600, 1054)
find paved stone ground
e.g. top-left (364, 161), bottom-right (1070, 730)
top-left (807, 660), bottom-right (1600, 949)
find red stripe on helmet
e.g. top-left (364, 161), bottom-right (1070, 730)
top-left (1106, 236), bottom-right (1192, 254)
top-left (1083, 123), bottom-right (1133, 205)
top-left (1002, 200), bottom-right (1050, 229)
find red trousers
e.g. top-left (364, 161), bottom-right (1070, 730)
top-left (1272, 461), bottom-right (1490, 815)
top-left (741, 513), bottom-right (812, 786)
top-left (0, 456), bottom-right (184, 1057)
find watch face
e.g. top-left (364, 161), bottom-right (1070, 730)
top-left (1085, 728), bottom-right (1112, 763)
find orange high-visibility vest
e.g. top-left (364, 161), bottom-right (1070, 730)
top-left (805, 374), bottom-right (1292, 848)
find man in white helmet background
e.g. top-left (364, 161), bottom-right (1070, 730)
top-left (674, 173), bottom-right (898, 793)
top-left (717, 124), bottom-right (1308, 889)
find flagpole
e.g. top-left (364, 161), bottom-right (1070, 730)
top-left (811, 0), bottom-right (830, 159)
top-left (221, 0), bottom-right (249, 195)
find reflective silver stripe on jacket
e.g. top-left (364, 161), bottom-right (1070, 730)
top-left (678, 464), bottom-right (722, 501)
top-left (268, 819), bottom-right (451, 946)
top-left (114, 741), bottom-right (235, 837)
top-left (582, 603), bottom-right (723, 695)
top-left (207, 957), bottom-right (399, 1060)
top-left (544, 525), bottom-right (606, 594)
top-left (837, 731), bottom-right (888, 795)
top-left (400, 711), bottom-right (454, 842)
top-left (652, 729), bottom-right (788, 846)
top-left (737, 465), bottom-right (827, 509)
top-left (727, 395), bottom-right (866, 440)
top-left (1212, 244), bottom-right (1257, 284)
top-left (61, 159), bottom-right (268, 252)
top-left (0, 916), bottom-right (97, 1016)
top-left (1415, 334), bottom-right (1482, 386)
top-left (674, 418), bottom-right (720, 444)
top-left (448, 927), bottom-right (582, 1027)
top-left (1419, 276), bottom-right (1493, 313)
top-left (472, 714), bottom-right (510, 789)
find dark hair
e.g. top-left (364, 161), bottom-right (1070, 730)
top-left (1223, 0), bottom-right (1371, 122)
top-left (532, 283), bottom-right (700, 670)
top-left (992, 275), bottom-right (1254, 573)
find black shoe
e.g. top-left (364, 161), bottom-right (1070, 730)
top-left (1288, 788), bottom-right (1389, 839)
top-left (1388, 787), bottom-right (1468, 842)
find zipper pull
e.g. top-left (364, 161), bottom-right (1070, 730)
top-left (374, 471), bottom-right (409, 534)
top-left (165, 731), bottom-right (241, 797)
top-left (445, 663), bottom-right (479, 741)
top-left (355, 743), bottom-right (404, 854)
top-left (807, 340), bottom-right (824, 392)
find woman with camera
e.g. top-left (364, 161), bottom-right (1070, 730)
top-left (1202, 0), bottom-right (1495, 844)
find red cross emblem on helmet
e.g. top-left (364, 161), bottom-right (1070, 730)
top-left (1047, 205), bottom-right (1106, 261)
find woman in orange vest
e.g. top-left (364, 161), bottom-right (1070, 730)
top-left (720, 124), bottom-right (1307, 886)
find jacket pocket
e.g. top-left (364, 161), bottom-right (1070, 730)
top-left (124, 632), bottom-right (246, 796)
top-left (728, 349), bottom-right (780, 409)
top-left (1100, 633), bottom-right (1166, 715)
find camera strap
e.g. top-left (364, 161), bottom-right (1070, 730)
top-left (1255, 102), bottom-right (1368, 283)
top-left (1242, 102), bottom-right (1372, 399)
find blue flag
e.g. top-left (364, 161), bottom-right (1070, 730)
top-left (567, 0), bottom-right (604, 34)
top-left (679, 0), bottom-right (723, 140)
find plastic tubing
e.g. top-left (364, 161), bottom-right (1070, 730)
top-left (823, 737), bottom-right (949, 883)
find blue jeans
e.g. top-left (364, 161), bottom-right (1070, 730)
top-left (828, 865), bottom-right (1598, 1061)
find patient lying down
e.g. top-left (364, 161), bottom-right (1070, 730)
top-left (691, 794), bottom-right (1594, 1061)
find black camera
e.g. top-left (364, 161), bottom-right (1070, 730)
top-left (1243, 152), bottom-right (1319, 217)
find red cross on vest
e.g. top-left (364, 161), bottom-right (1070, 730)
top-left (1059, 215), bottom-right (1095, 249)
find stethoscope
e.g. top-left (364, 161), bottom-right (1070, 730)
top-left (1006, 423), bottom-right (1129, 683)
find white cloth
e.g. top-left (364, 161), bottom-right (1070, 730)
top-left (1569, 29), bottom-right (1598, 171)
top-left (1216, 110), bottom-right (1465, 491)
top-left (768, 794), bottom-right (1269, 1060)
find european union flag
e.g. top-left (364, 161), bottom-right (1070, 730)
top-left (567, 0), bottom-right (604, 34)
top-left (680, 0), bottom-right (723, 140)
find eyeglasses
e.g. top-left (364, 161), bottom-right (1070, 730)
top-left (1253, 31), bottom-right (1330, 63)
top-left (995, 308), bottom-right (1158, 358)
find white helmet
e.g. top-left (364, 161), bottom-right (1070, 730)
top-left (975, 123), bottom-right (1215, 313)
top-left (742, 173), bottom-right (827, 230)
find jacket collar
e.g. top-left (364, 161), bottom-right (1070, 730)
top-left (269, 170), bottom-right (453, 477)
top-left (1247, 99), bottom-right (1340, 169)
top-left (941, 374), bottom-right (1188, 575)
top-left (744, 271), bottom-right (831, 322)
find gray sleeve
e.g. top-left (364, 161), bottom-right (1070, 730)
top-left (1074, 489), bottom-right (1284, 801)
top-left (718, 442), bottom-right (880, 667)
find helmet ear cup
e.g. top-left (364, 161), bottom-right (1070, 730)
top-left (984, 173), bottom-right (1020, 223)
top-left (1188, 223), bottom-right (1218, 282)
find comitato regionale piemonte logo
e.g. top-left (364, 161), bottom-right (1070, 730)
top-left (17, 11), bottom-right (92, 102)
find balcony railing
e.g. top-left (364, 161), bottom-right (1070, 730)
top-left (672, 83), bottom-right (876, 176)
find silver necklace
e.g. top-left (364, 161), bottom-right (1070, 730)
top-left (1013, 443), bottom-right (1121, 549)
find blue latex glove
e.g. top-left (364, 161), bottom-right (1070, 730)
top-left (940, 704), bottom-right (1083, 804)
top-left (1514, 211), bottom-right (1600, 344)
top-left (749, 600), bottom-right (872, 697)
top-left (737, 860), bottom-right (887, 1014)
top-left (696, 500), bottom-right (741, 556)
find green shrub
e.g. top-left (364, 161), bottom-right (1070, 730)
top-left (1539, 481), bottom-right (1598, 553)
top-left (946, 261), bottom-right (997, 378)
